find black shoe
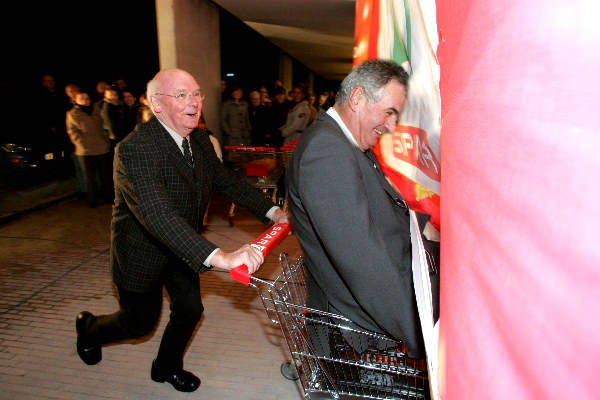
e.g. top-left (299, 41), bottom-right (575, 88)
top-left (75, 311), bottom-right (102, 365)
top-left (151, 359), bottom-right (200, 392)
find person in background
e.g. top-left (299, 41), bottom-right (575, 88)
top-left (248, 90), bottom-right (273, 146)
top-left (221, 79), bottom-right (227, 102)
top-left (198, 112), bottom-right (222, 228)
top-left (93, 80), bottom-right (109, 107)
top-left (324, 90), bottom-right (336, 109)
top-left (39, 74), bottom-right (69, 145)
top-left (198, 112), bottom-right (222, 162)
top-left (280, 83), bottom-right (311, 146)
top-left (269, 86), bottom-right (288, 147)
top-left (101, 85), bottom-right (125, 146)
top-left (220, 85), bottom-right (251, 146)
top-left (66, 91), bottom-right (112, 207)
top-left (258, 85), bottom-right (272, 107)
top-left (64, 83), bottom-right (80, 111)
top-left (74, 68), bottom-right (287, 393)
top-left (39, 74), bottom-right (74, 179)
top-left (317, 93), bottom-right (329, 111)
top-left (137, 93), bottom-right (153, 125)
top-left (114, 77), bottom-right (128, 94)
top-left (273, 79), bottom-right (284, 91)
top-left (121, 90), bottom-right (138, 136)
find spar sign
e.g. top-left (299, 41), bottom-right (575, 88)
top-left (391, 125), bottom-right (439, 182)
top-left (250, 223), bottom-right (290, 255)
top-left (355, 0), bottom-right (441, 230)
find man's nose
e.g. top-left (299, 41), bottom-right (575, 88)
top-left (384, 116), bottom-right (397, 133)
top-left (188, 94), bottom-right (201, 107)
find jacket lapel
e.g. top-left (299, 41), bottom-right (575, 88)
top-left (148, 117), bottom-right (196, 185)
top-left (364, 149), bottom-right (409, 211)
top-left (318, 111), bottom-right (409, 210)
top-left (189, 130), bottom-right (204, 187)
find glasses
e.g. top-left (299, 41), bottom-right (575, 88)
top-left (155, 89), bottom-right (205, 102)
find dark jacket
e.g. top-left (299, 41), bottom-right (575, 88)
top-left (111, 116), bottom-right (274, 292)
top-left (101, 100), bottom-right (126, 142)
top-left (286, 111), bottom-right (425, 358)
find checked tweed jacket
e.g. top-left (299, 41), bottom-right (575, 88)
top-left (111, 116), bottom-right (273, 293)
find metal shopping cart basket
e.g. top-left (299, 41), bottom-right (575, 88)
top-left (224, 146), bottom-right (283, 225)
top-left (231, 224), bottom-right (430, 400)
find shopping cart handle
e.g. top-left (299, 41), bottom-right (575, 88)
top-left (230, 222), bottom-right (291, 285)
top-left (230, 264), bottom-right (252, 285)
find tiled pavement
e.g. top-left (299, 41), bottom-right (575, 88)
top-left (0, 194), bottom-right (304, 399)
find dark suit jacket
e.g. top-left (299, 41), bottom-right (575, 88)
top-left (286, 111), bottom-right (425, 358)
top-left (111, 116), bottom-right (274, 293)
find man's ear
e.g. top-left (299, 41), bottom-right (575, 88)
top-left (348, 86), bottom-right (364, 111)
top-left (149, 95), bottom-right (161, 114)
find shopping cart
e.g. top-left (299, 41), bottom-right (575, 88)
top-left (231, 224), bottom-right (430, 400)
top-left (224, 146), bottom-right (283, 225)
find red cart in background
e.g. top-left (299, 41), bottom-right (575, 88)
top-left (224, 146), bottom-right (283, 226)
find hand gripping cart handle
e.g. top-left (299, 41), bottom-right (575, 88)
top-left (229, 222), bottom-right (291, 285)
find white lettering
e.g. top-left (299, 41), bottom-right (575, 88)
top-left (251, 244), bottom-right (265, 252)
top-left (402, 132), bottom-right (414, 156)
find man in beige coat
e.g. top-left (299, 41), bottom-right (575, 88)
top-left (66, 91), bottom-right (112, 207)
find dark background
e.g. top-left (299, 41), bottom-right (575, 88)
top-left (5, 2), bottom-right (161, 97)
top-left (1, 2), bottom-right (337, 139)
top-left (4, 2), bottom-right (334, 97)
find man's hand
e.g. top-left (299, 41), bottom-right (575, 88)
top-left (210, 245), bottom-right (264, 273)
top-left (271, 207), bottom-right (289, 224)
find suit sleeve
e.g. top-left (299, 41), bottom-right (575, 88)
top-left (114, 141), bottom-right (216, 273)
top-left (296, 134), bottom-right (419, 354)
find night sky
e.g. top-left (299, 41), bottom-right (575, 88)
top-left (8, 2), bottom-right (160, 96)
top-left (2, 1), bottom-right (333, 128)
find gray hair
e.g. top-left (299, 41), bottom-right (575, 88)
top-left (335, 59), bottom-right (408, 105)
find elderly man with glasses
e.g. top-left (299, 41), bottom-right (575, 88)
top-left (74, 68), bottom-right (287, 393)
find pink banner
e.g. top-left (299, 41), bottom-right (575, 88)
top-left (438, 1), bottom-right (600, 399)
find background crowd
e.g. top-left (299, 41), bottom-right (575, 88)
top-left (36, 73), bottom-right (336, 208)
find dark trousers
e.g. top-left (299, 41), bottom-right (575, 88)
top-left (85, 262), bottom-right (204, 371)
top-left (78, 153), bottom-right (113, 206)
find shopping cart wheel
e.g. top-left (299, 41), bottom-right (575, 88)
top-left (280, 361), bottom-right (299, 381)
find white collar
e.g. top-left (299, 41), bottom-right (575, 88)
top-left (326, 107), bottom-right (359, 149)
top-left (157, 118), bottom-right (188, 155)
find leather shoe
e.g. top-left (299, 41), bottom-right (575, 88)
top-left (151, 359), bottom-right (200, 392)
top-left (75, 311), bottom-right (102, 365)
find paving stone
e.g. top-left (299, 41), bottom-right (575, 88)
top-left (0, 194), bottom-right (304, 399)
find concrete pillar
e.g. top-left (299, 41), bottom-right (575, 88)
top-left (279, 53), bottom-right (293, 94)
top-left (155, 0), bottom-right (221, 134)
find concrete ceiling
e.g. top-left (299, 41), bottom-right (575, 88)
top-left (212, 0), bottom-right (356, 81)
